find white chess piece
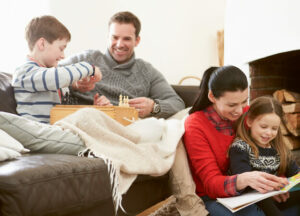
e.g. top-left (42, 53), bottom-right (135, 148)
top-left (119, 94), bottom-right (123, 106)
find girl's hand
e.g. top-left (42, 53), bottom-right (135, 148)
top-left (237, 171), bottom-right (288, 193)
top-left (93, 93), bottom-right (112, 106)
top-left (273, 192), bottom-right (290, 203)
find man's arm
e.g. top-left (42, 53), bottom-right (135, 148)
top-left (145, 63), bottom-right (185, 118)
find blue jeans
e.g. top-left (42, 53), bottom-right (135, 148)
top-left (276, 191), bottom-right (300, 216)
top-left (202, 196), bottom-right (265, 216)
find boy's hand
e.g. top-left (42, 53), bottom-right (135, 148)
top-left (72, 67), bottom-right (102, 92)
top-left (93, 93), bottom-right (112, 106)
top-left (93, 66), bottom-right (102, 83)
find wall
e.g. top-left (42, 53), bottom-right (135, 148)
top-left (49, 0), bottom-right (226, 84)
top-left (0, 0), bottom-right (225, 84)
top-left (0, 0), bottom-right (50, 73)
top-left (224, 0), bottom-right (300, 71)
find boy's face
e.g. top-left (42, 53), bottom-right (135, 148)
top-left (108, 22), bottom-right (140, 64)
top-left (41, 38), bottom-right (68, 67)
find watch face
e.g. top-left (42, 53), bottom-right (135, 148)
top-left (153, 102), bottom-right (161, 114)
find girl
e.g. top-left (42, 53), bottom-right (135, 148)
top-left (229, 96), bottom-right (300, 216)
top-left (184, 65), bottom-right (287, 216)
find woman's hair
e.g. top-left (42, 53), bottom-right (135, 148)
top-left (235, 96), bottom-right (291, 175)
top-left (189, 65), bottom-right (248, 114)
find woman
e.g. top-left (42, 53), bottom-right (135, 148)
top-left (183, 66), bottom-right (288, 216)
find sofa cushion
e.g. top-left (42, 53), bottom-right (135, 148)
top-left (0, 72), bottom-right (17, 114)
top-left (0, 154), bottom-right (115, 216)
top-left (0, 129), bottom-right (29, 153)
top-left (0, 111), bottom-right (85, 155)
top-left (171, 85), bottom-right (199, 107)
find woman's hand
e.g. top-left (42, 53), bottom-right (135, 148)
top-left (236, 171), bottom-right (288, 193)
top-left (273, 192), bottom-right (290, 203)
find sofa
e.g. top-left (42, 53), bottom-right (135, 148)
top-left (0, 71), bottom-right (199, 216)
top-left (1, 71), bottom-right (299, 216)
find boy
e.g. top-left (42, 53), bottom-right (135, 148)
top-left (12, 15), bottom-right (102, 123)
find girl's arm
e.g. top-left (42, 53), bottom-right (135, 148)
top-left (285, 160), bottom-right (300, 177)
top-left (228, 142), bottom-right (253, 175)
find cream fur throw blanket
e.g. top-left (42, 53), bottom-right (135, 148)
top-left (55, 108), bottom-right (184, 211)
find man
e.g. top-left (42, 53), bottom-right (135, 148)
top-left (59, 11), bottom-right (184, 118)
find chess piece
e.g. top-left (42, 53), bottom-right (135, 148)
top-left (119, 94), bottom-right (123, 106)
top-left (125, 96), bottom-right (129, 107)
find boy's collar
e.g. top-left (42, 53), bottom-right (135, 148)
top-left (27, 55), bottom-right (46, 67)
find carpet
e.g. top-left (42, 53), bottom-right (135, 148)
top-left (150, 197), bottom-right (180, 216)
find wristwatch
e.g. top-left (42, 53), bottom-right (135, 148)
top-left (151, 100), bottom-right (161, 114)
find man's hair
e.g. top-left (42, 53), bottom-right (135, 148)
top-left (109, 11), bottom-right (141, 38)
top-left (25, 15), bottom-right (71, 51)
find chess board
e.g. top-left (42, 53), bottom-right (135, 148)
top-left (50, 105), bottom-right (138, 126)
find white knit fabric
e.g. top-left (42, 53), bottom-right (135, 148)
top-left (55, 108), bottom-right (184, 211)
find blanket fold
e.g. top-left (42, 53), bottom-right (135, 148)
top-left (55, 108), bottom-right (184, 211)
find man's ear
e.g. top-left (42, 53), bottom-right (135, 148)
top-left (135, 36), bottom-right (140, 47)
top-left (208, 90), bottom-right (215, 103)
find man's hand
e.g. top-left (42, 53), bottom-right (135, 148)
top-left (72, 66), bottom-right (102, 92)
top-left (93, 93), bottom-right (112, 106)
top-left (128, 97), bottom-right (155, 118)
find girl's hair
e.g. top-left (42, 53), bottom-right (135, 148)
top-left (189, 65), bottom-right (248, 114)
top-left (235, 96), bottom-right (291, 175)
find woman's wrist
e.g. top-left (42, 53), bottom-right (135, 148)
top-left (236, 172), bottom-right (248, 191)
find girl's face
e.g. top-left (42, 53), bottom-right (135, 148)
top-left (209, 89), bottom-right (248, 121)
top-left (247, 113), bottom-right (281, 148)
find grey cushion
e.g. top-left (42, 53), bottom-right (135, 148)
top-left (0, 111), bottom-right (85, 155)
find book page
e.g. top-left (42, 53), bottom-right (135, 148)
top-left (217, 172), bottom-right (300, 213)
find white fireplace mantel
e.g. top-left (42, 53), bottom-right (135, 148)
top-left (224, 0), bottom-right (300, 65)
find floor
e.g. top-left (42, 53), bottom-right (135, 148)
top-left (136, 196), bottom-right (174, 216)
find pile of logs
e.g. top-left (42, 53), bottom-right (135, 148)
top-left (273, 90), bottom-right (300, 150)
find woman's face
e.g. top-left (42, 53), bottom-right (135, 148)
top-left (209, 89), bottom-right (249, 121)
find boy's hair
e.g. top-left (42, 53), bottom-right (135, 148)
top-left (109, 11), bottom-right (141, 38)
top-left (25, 15), bottom-right (71, 51)
top-left (235, 96), bottom-right (291, 175)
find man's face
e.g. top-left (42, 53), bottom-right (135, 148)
top-left (108, 22), bottom-right (140, 64)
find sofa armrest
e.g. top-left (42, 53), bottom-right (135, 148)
top-left (0, 72), bottom-right (17, 114)
top-left (0, 154), bottom-right (115, 215)
top-left (172, 85), bottom-right (199, 107)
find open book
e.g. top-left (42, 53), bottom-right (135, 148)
top-left (217, 173), bottom-right (300, 213)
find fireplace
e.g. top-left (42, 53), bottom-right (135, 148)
top-left (249, 50), bottom-right (300, 100)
